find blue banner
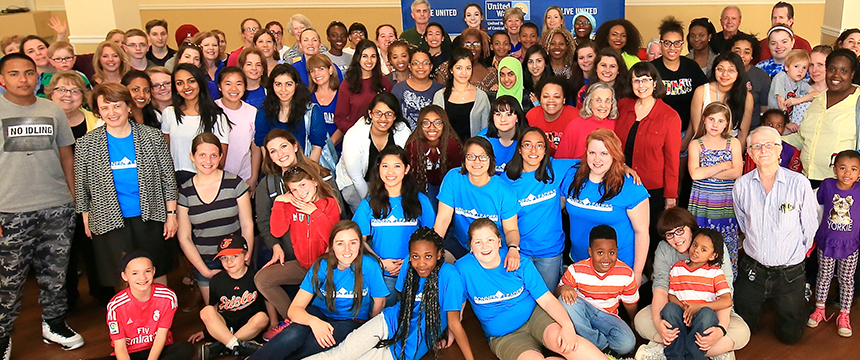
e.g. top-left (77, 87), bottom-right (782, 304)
top-left (400, 0), bottom-right (625, 37)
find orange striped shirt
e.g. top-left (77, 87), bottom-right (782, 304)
top-left (668, 260), bottom-right (730, 304)
top-left (559, 259), bottom-right (639, 315)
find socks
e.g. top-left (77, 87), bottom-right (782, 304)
top-left (225, 336), bottom-right (239, 349)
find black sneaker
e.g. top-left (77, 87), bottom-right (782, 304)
top-left (232, 340), bottom-right (263, 357)
top-left (41, 318), bottom-right (84, 350)
top-left (0, 337), bottom-right (10, 360)
top-left (199, 341), bottom-right (229, 360)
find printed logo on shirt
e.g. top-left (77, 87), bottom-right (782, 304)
top-left (402, 90), bottom-right (433, 118)
top-left (127, 318), bottom-right (133, 325)
top-left (152, 309), bottom-right (160, 322)
top-left (218, 290), bottom-right (259, 312)
top-left (454, 207), bottom-right (500, 221)
top-left (292, 213), bottom-right (309, 222)
top-left (473, 287), bottom-right (524, 304)
top-left (567, 197), bottom-right (613, 212)
top-left (126, 327), bottom-right (155, 347)
top-left (320, 287), bottom-right (369, 298)
top-left (2, 117), bottom-right (56, 152)
top-left (323, 112), bottom-right (335, 125)
top-left (371, 215), bottom-right (418, 227)
top-left (828, 194), bottom-right (854, 231)
top-left (662, 78), bottom-right (693, 96)
top-left (108, 321), bottom-right (120, 335)
top-left (495, 163), bottom-right (507, 172)
top-left (520, 190), bottom-right (557, 207)
top-left (110, 157), bottom-right (137, 170)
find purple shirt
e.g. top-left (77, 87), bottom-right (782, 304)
top-left (816, 178), bottom-right (860, 259)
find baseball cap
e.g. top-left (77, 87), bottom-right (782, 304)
top-left (214, 233), bottom-right (247, 259)
top-left (175, 24), bottom-right (200, 46)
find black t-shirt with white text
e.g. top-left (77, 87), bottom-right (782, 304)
top-left (652, 56), bottom-right (709, 131)
top-left (208, 268), bottom-right (266, 326)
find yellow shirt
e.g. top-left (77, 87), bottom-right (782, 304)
top-left (783, 85), bottom-right (860, 180)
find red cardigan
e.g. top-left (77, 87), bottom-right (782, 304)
top-left (334, 77), bottom-right (392, 133)
top-left (614, 98), bottom-right (681, 199)
top-left (270, 197), bottom-right (340, 268)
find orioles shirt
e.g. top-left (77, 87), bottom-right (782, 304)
top-left (209, 268), bottom-right (266, 326)
top-left (106, 284), bottom-right (177, 355)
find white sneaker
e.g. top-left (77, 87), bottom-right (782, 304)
top-left (41, 319), bottom-right (84, 350)
top-left (634, 341), bottom-right (667, 360)
top-left (709, 351), bottom-right (736, 360)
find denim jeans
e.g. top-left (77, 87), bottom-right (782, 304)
top-left (426, 184), bottom-right (440, 212)
top-left (661, 302), bottom-right (718, 360)
top-left (561, 297), bottom-right (636, 354)
top-left (249, 306), bottom-right (363, 360)
top-left (383, 275), bottom-right (399, 308)
top-left (528, 254), bottom-right (564, 291)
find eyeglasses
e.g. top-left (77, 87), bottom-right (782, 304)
top-left (464, 41), bottom-right (481, 48)
top-left (421, 120), bottom-right (443, 128)
top-left (575, 20), bottom-right (591, 26)
top-left (51, 56), bottom-right (74, 63)
top-left (664, 226), bottom-right (686, 240)
top-left (152, 82), bottom-right (171, 90)
top-left (748, 142), bottom-right (780, 151)
top-left (661, 40), bottom-right (685, 48)
top-left (244, 27), bottom-right (259, 33)
top-left (350, 31), bottom-right (366, 36)
top-left (521, 142), bottom-right (545, 150)
top-left (632, 78), bottom-right (653, 85)
top-left (465, 154), bottom-right (489, 162)
top-left (269, 30), bottom-right (283, 36)
top-left (54, 87), bottom-right (82, 97)
top-left (371, 110), bottom-right (395, 119)
top-left (411, 61), bottom-right (431, 67)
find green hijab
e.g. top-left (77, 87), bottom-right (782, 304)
top-left (496, 56), bottom-right (524, 103)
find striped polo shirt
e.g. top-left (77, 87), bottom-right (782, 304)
top-left (668, 260), bottom-right (730, 304)
top-left (559, 259), bottom-right (639, 315)
top-left (178, 171), bottom-right (249, 260)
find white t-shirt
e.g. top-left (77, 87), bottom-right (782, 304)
top-left (161, 106), bottom-right (230, 173)
top-left (216, 99), bottom-right (257, 180)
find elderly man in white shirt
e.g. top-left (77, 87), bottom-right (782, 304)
top-left (732, 125), bottom-right (818, 345)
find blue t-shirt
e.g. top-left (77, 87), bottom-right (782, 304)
top-left (437, 169), bottom-right (520, 249)
top-left (352, 194), bottom-right (437, 270)
top-left (107, 130), bottom-right (141, 218)
top-left (478, 128), bottom-right (517, 173)
top-left (501, 158), bottom-right (579, 257)
top-left (244, 87), bottom-right (266, 109)
top-left (253, 104), bottom-right (327, 148)
top-left (312, 92), bottom-right (339, 140)
top-left (392, 80), bottom-right (444, 130)
top-left (560, 170), bottom-right (649, 266)
top-left (382, 261), bottom-right (463, 360)
top-left (455, 251), bottom-right (549, 338)
top-left (755, 58), bottom-right (784, 78)
top-left (299, 255), bottom-right (390, 320)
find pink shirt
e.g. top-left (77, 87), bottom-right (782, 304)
top-left (217, 99), bottom-right (257, 180)
top-left (556, 115), bottom-right (617, 159)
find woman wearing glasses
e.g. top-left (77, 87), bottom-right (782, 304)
top-left (434, 136), bottom-right (521, 263)
top-left (634, 207), bottom-right (748, 359)
top-left (335, 93), bottom-right (411, 212)
top-left (392, 49), bottom-right (443, 130)
top-left (784, 49), bottom-right (860, 187)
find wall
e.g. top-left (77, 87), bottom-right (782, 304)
top-left (0, 0), bottom-right (834, 54)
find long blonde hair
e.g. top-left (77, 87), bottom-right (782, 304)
top-left (92, 41), bottom-right (130, 84)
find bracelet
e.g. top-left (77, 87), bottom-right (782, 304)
top-left (166, 210), bottom-right (177, 215)
top-left (714, 324), bottom-right (727, 336)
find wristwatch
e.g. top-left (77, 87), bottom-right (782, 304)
top-left (508, 245), bottom-right (520, 252)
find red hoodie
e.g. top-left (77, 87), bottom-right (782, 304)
top-left (270, 197), bottom-right (340, 268)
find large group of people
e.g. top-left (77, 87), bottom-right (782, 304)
top-left (2, 1), bottom-right (860, 360)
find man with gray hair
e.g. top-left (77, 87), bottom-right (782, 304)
top-left (399, 0), bottom-right (452, 51)
top-left (710, 5), bottom-right (748, 53)
top-left (732, 125), bottom-right (817, 344)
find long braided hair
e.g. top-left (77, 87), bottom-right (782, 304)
top-left (376, 227), bottom-right (445, 359)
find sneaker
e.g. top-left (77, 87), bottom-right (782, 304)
top-left (262, 320), bottom-right (291, 341)
top-left (233, 340), bottom-right (263, 357)
top-left (0, 337), bottom-right (10, 360)
top-left (805, 283), bottom-right (812, 302)
top-left (634, 341), bottom-right (666, 360)
top-left (709, 350), bottom-right (736, 360)
top-left (41, 319), bottom-right (84, 350)
top-left (808, 307), bottom-right (830, 328)
top-left (837, 311), bottom-right (853, 337)
top-left (198, 341), bottom-right (229, 360)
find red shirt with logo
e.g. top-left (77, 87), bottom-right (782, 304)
top-left (106, 284), bottom-right (177, 355)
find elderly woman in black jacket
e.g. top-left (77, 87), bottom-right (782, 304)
top-left (74, 83), bottom-right (177, 288)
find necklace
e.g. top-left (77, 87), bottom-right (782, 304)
top-left (459, 83), bottom-right (471, 100)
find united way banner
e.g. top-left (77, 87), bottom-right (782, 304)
top-left (400, 0), bottom-right (625, 37)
